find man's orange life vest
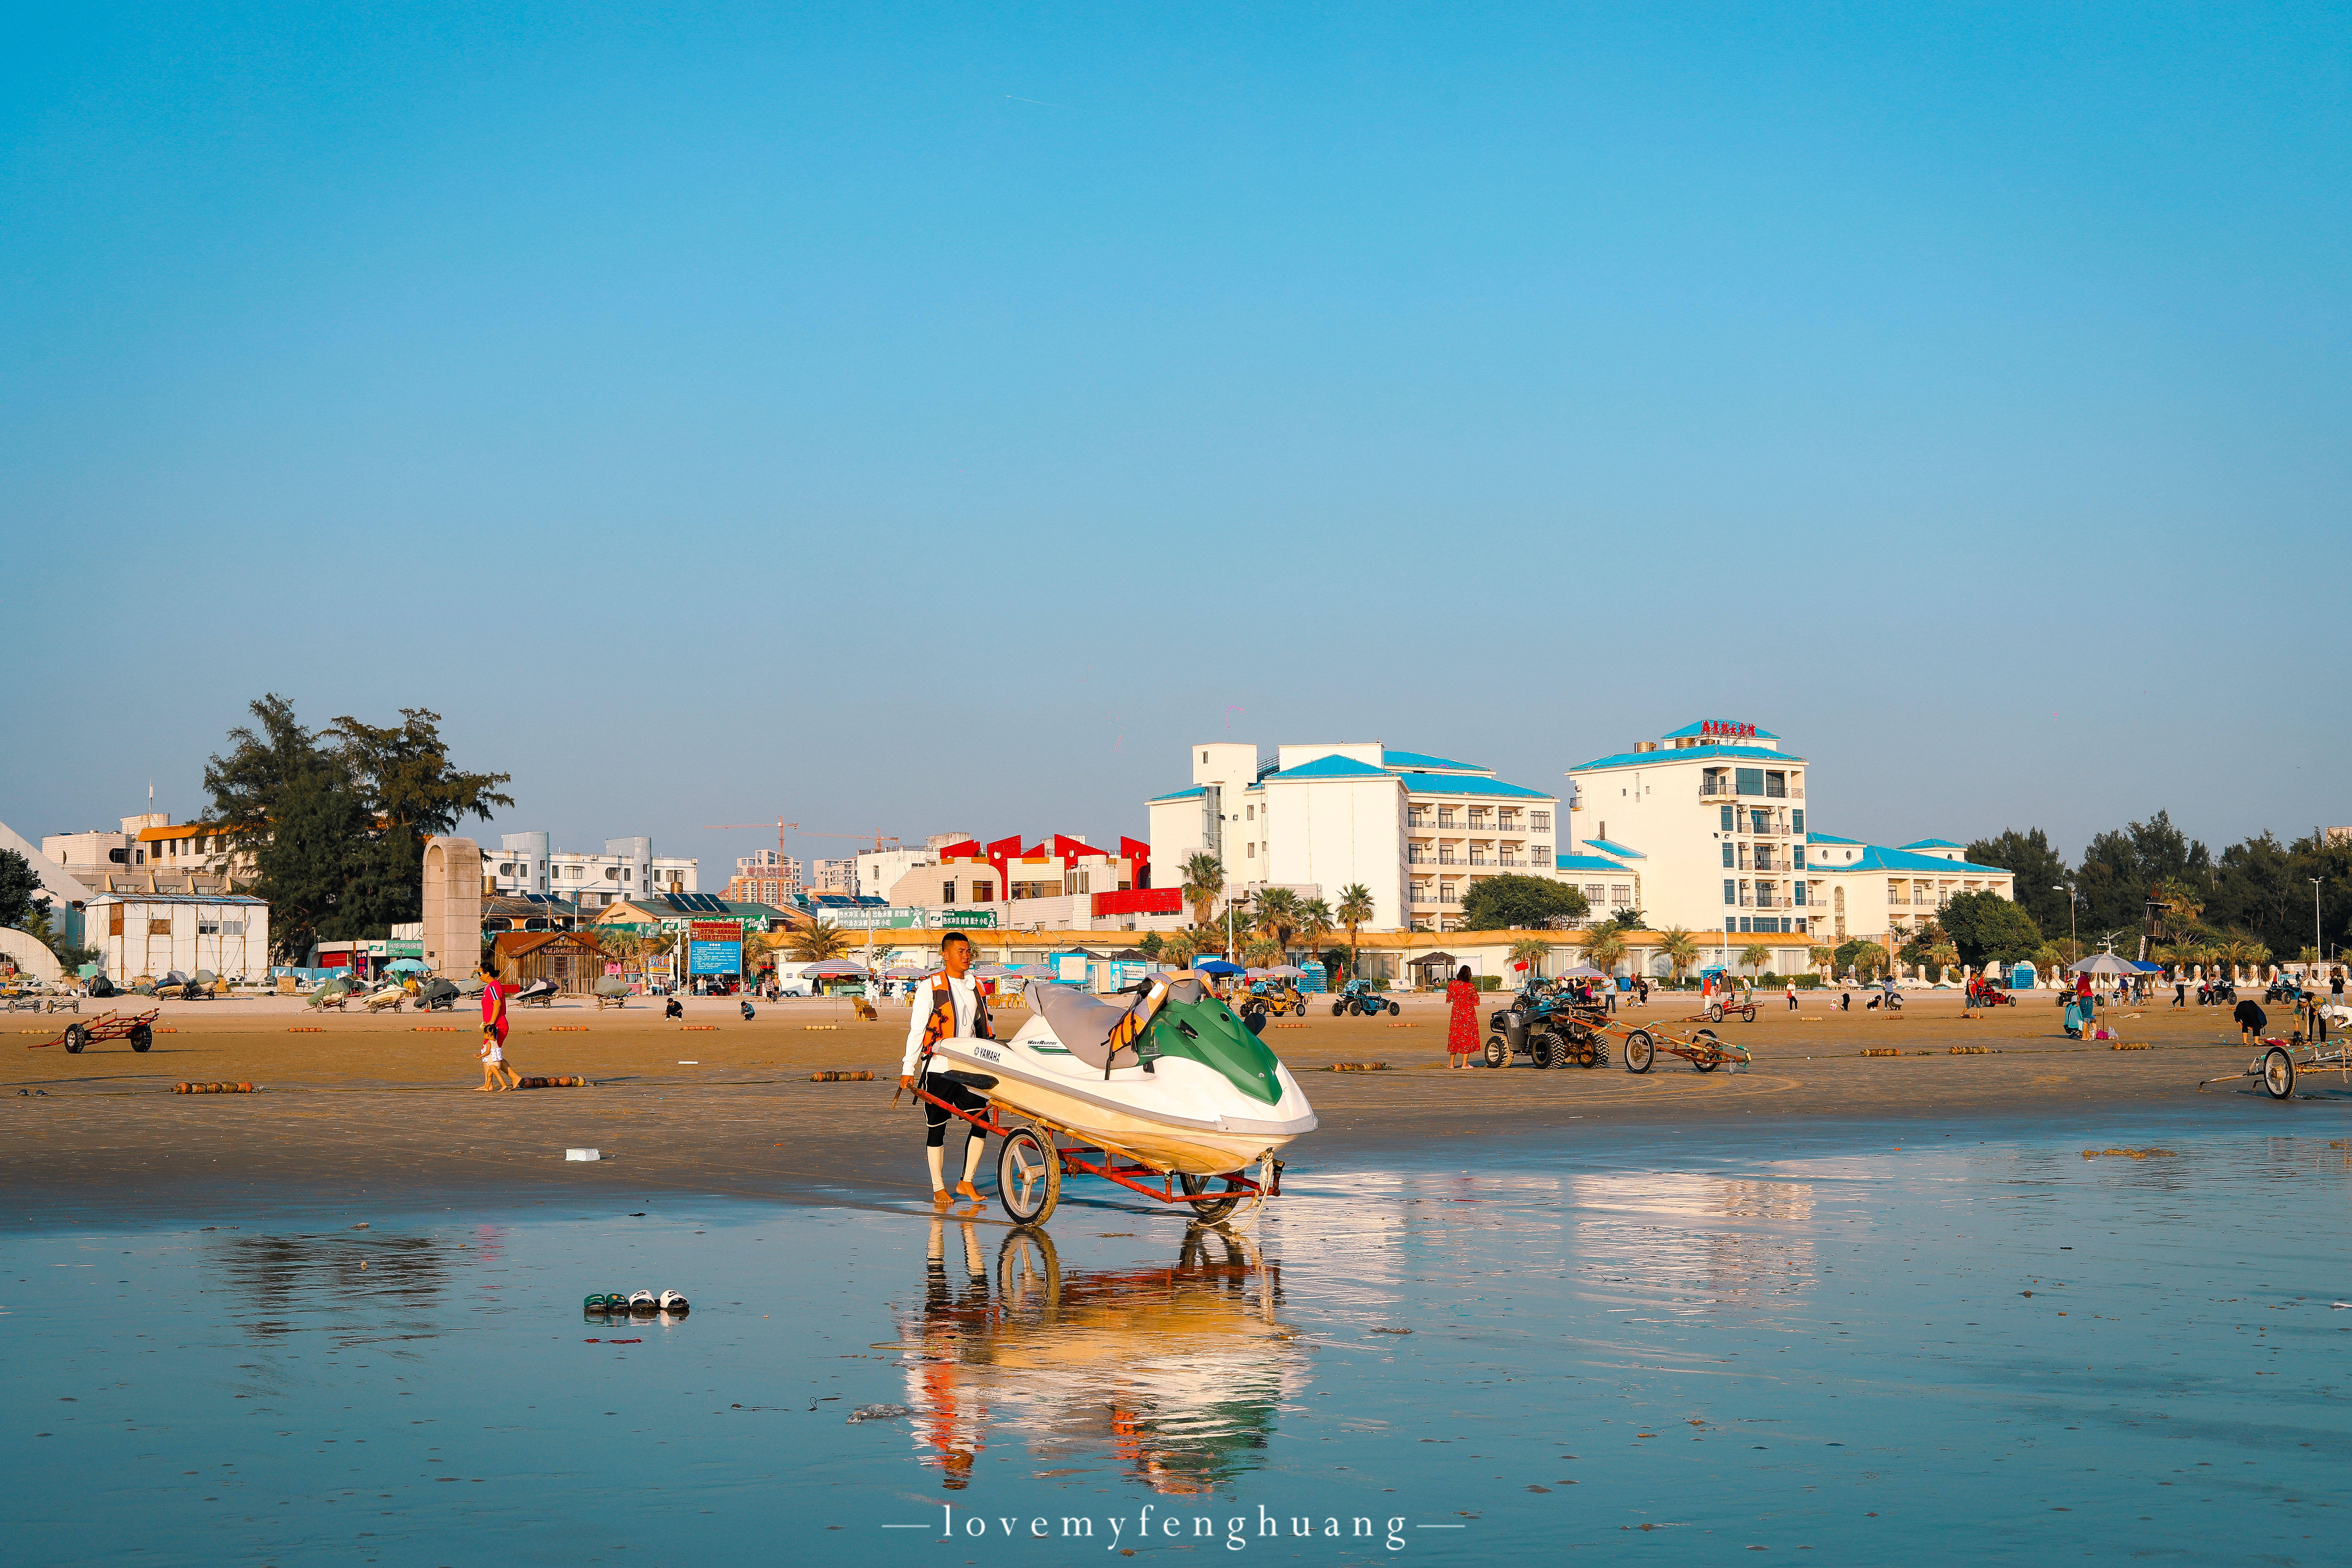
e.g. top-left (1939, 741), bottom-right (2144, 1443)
top-left (917, 974), bottom-right (993, 1068)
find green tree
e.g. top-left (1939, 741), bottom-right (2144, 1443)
top-left (2074, 810), bottom-right (2209, 940)
top-left (1657, 925), bottom-right (1699, 982)
top-left (1136, 931), bottom-right (1164, 962)
top-left (251, 764), bottom-right (375, 962)
top-left (1511, 933), bottom-right (1555, 980)
top-left (787, 922), bottom-right (853, 963)
top-left (1461, 875), bottom-right (1589, 931)
top-left (1179, 853), bottom-right (1225, 931)
top-left (1963, 828), bottom-right (2073, 944)
top-left (1295, 897), bottom-right (1335, 965)
top-left (1334, 884), bottom-right (1375, 982)
top-left (1807, 943), bottom-right (1837, 978)
top-left (0, 848), bottom-right (44, 929)
top-left (1938, 890), bottom-right (2044, 969)
top-left (1255, 887), bottom-right (1303, 958)
top-left (1834, 938), bottom-right (1892, 980)
top-left (1319, 945), bottom-right (1349, 986)
top-left (1739, 942), bottom-right (1771, 975)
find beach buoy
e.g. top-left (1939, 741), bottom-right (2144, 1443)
top-left (680, 1025), bottom-right (717, 1031)
top-left (1859, 1047), bottom-right (1901, 1057)
top-left (550, 1025), bottom-right (588, 1032)
top-left (412, 1025), bottom-right (460, 1032)
top-left (2110, 1042), bottom-right (2151, 1051)
top-left (1947, 1045), bottom-right (1988, 1055)
top-left (175, 1082), bottom-right (257, 1093)
top-left (809, 1070), bottom-right (873, 1082)
top-left (1323, 1062), bottom-right (1391, 1072)
top-left (802, 1024), bottom-right (841, 1031)
top-left (288, 1026), bottom-right (323, 1033)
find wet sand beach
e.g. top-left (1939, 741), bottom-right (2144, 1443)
top-left (5, 986), bottom-right (2324, 1222)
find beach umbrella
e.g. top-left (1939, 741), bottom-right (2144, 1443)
top-left (1555, 964), bottom-right (1607, 980)
top-left (2070, 953), bottom-right (2136, 976)
top-left (881, 966), bottom-right (927, 980)
top-left (803, 959), bottom-right (871, 977)
top-left (1194, 958), bottom-right (1244, 976)
top-left (385, 959), bottom-right (430, 975)
top-left (1264, 964), bottom-right (1307, 978)
top-left (1009, 964), bottom-right (1055, 979)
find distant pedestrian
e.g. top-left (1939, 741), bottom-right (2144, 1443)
top-left (1840, 990), bottom-right (1851, 1012)
top-left (1446, 966), bottom-right (1479, 1069)
top-left (2173, 977), bottom-right (2187, 1008)
top-left (2233, 996), bottom-right (2267, 1047)
top-left (1786, 980), bottom-right (1798, 1011)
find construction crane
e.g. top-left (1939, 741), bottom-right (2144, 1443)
top-left (798, 831), bottom-right (905, 852)
top-left (702, 819), bottom-right (799, 862)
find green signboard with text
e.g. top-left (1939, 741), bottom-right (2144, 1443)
top-left (940, 910), bottom-right (997, 929)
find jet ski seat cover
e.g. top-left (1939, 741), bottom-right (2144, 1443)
top-left (1031, 975), bottom-right (1212, 1070)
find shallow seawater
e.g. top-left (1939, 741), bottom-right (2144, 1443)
top-left (6, 1121), bottom-right (2350, 1566)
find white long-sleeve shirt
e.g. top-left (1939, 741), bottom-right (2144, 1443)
top-left (901, 974), bottom-right (982, 1077)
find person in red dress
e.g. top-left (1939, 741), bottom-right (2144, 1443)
top-left (1445, 965), bottom-right (1479, 1068)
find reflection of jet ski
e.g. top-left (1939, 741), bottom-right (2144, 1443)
top-left (894, 1224), bottom-right (1301, 1495)
top-left (930, 978), bottom-right (1316, 1177)
top-left (513, 977), bottom-right (560, 1007)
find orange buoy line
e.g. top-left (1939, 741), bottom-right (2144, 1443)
top-left (809, 1070), bottom-right (873, 1082)
top-left (513, 1075), bottom-right (588, 1088)
top-left (175, 1082), bottom-right (257, 1094)
top-left (288, 1026), bottom-right (323, 1034)
top-left (413, 1026), bottom-right (461, 1032)
top-left (549, 1025), bottom-right (589, 1032)
top-left (679, 1025), bottom-right (718, 1031)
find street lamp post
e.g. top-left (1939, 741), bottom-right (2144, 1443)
top-left (2313, 878), bottom-right (2325, 981)
top-left (2055, 884), bottom-right (2079, 978)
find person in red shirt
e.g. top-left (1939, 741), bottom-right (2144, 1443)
top-left (478, 960), bottom-right (522, 1090)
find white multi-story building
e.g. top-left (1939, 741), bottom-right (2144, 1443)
top-left (487, 832), bottom-right (695, 908)
top-left (812, 858), bottom-right (855, 895)
top-left (726, 849), bottom-right (802, 905)
top-left (1148, 742), bottom-right (1561, 933)
top-left (1563, 721), bottom-right (2015, 955)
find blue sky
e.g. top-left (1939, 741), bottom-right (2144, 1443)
top-left (5, 3), bottom-right (2346, 872)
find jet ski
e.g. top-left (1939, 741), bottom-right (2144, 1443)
top-left (513, 977), bottom-right (560, 1007)
top-left (929, 976), bottom-right (1317, 1177)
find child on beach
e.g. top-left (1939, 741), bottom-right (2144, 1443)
top-left (479, 961), bottom-right (522, 1090)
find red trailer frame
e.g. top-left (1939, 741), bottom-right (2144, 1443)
top-left (911, 1081), bottom-right (1280, 1227)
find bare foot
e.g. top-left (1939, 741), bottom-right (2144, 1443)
top-left (474, 1085), bottom-right (495, 1092)
top-left (931, 1189), bottom-right (953, 1206)
top-left (953, 1181), bottom-right (981, 1200)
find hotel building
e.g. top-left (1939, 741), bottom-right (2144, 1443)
top-left (1148, 742), bottom-right (1561, 932)
top-left (1563, 722), bottom-right (2016, 964)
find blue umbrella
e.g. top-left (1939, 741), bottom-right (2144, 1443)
top-left (385, 959), bottom-right (430, 975)
top-left (1194, 958), bottom-right (1245, 976)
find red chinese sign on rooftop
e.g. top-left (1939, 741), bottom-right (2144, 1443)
top-left (1701, 721), bottom-right (1757, 740)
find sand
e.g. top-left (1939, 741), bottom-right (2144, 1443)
top-left (2, 985), bottom-right (2325, 1221)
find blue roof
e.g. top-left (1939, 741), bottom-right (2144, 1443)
top-left (1899, 839), bottom-right (1966, 851)
top-left (1147, 785), bottom-right (1207, 803)
top-left (1569, 742), bottom-right (1805, 771)
top-left (1582, 837), bottom-right (1646, 860)
top-left (1394, 772), bottom-right (1552, 799)
top-left (1556, 853), bottom-right (1630, 872)
top-left (1815, 845), bottom-right (2014, 875)
top-left (1806, 831), bottom-right (1863, 845)
top-left (1267, 754), bottom-right (1395, 781)
top-left (1382, 748), bottom-right (1488, 775)
top-left (1661, 721), bottom-right (1780, 741)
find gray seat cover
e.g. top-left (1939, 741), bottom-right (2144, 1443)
top-left (1031, 976), bottom-right (1209, 1070)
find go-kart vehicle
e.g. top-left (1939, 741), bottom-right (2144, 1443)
top-left (1241, 980), bottom-right (1306, 1024)
top-left (1330, 979), bottom-right (1399, 1017)
top-left (1970, 985), bottom-right (2015, 1007)
top-left (1483, 985), bottom-right (1611, 1069)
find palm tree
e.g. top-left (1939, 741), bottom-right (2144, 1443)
top-left (1296, 897), bottom-right (1334, 974)
top-left (1510, 933), bottom-right (1554, 981)
top-left (1244, 934), bottom-right (1281, 967)
top-left (1584, 929), bottom-right (1626, 979)
top-left (1807, 943), bottom-right (1837, 980)
top-left (1160, 926), bottom-right (1202, 965)
top-left (1255, 888), bottom-right (1303, 959)
top-left (1928, 940), bottom-right (1960, 982)
top-left (1335, 883), bottom-right (1374, 984)
top-left (1658, 925), bottom-right (1699, 984)
top-left (1739, 941), bottom-right (1771, 976)
top-left (1180, 852), bottom-right (1225, 930)
top-left (787, 921), bottom-right (853, 964)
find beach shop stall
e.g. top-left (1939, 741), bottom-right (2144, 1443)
top-left (492, 931), bottom-right (606, 996)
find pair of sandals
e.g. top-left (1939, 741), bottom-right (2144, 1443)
top-left (584, 1289), bottom-right (690, 1314)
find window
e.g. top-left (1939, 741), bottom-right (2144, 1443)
top-left (1792, 809), bottom-right (1804, 834)
top-left (198, 920), bottom-right (218, 935)
top-left (1722, 843), bottom-right (1735, 868)
top-left (148, 918), bottom-right (172, 935)
top-left (1735, 768), bottom-right (1764, 796)
top-left (1611, 885), bottom-right (1631, 907)
top-left (942, 880), bottom-right (957, 904)
top-left (1765, 771), bottom-right (1786, 797)
top-left (1750, 810), bottom-right (1770, 835)
top-left (1245, 842), bottom-right (1255, 859)
top-left (1740, 880), bottom-right (1752, 906)
top-left (1794, 882), bottom-right (1808, 906)
top-left (1720, 805), bottom-right (1735, 831)
top-left (971, 880), bottom-right (994, 902)
top-left (1585, 884), bottom-right (1604, 903)
top-left (1723, 880), bottom-right (1736, 905)
top-left (1739, 916), bottom-right (1752, 933)
top-left (1737, 843), bottom-right (1750, 869)
top-left (1888, 882), bottom-right (1904, 904)
top-left (1532, 812), bottom-right (1550, 830)
top-left (1793, 846), bottom-right (1806, 870)
top-left (1246, 805), bottom-right (1254, 821)
top-left (1726, 917), bottom-right (1738, 931)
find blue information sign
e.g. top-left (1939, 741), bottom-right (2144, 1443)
top-left (688, 940), bottom-right (742, 976)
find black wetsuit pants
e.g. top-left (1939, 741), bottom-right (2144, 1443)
top-left (920, 1070), bottom-right (988, 1148)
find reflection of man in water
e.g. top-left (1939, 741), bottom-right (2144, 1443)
top-left (908, 1213), bottom-right (990, 1489)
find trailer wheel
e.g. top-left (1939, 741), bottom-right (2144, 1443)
top-left (130, 1024), bottom-right (153, 1054)
top-left (1387, 1000), bottom-right (1400, 1016)
top-left (1690, 1028), bottom-right (1722, 1072)
top-left (1623, 1029), bottom-right (1655, 1073)
top-left (1180, 1173), bottom-right (1243, 1224)
top-left (1481, 1035), bottom-right (1507, 1069)
top-left (1707, 1002), bottom-right (1724, 1023)
top-left (63, 1024), bottom-right (86, 1055)
top-left (996, 1228), bottom-right (1061, 1311)
top-left (998, 1125), bottom-right (1061, 1226)
top-left (2261, 1046), bottom-right (2295, 1100)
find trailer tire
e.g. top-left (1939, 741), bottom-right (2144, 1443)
top-left (130, 1024), bottom-right (153, 1054)
top-left (998, 1125), bottom-right (1061, 1226)
top-left (1481, 1035), bottom-right (1507, 1069)
top-left (1180, 1173), bottom-right (1243, 1224)
top-left (1387, 1000), bottom-right (1400, 1016)
top-left (1690, 1027), bottom-right (1721, 1072)
top-left (2261, 1046), bottom-right (2295, 1100)
top-left (1623, 1029), bottom-right (1655, 1073)
top-left (63, 1024), bottom-right (87, 1054)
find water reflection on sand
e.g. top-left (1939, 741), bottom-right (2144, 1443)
top-left (889, 1217), bottom-right (1304, 1495)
